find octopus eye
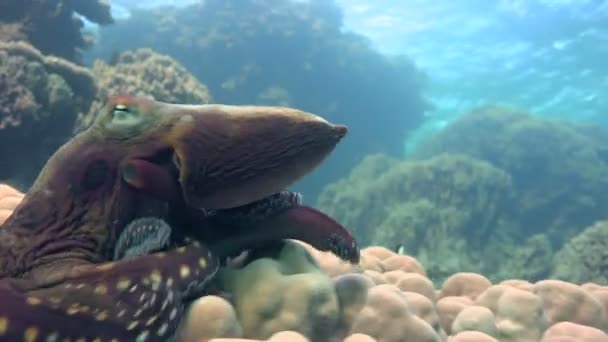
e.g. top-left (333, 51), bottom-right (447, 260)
top-left (111, 104), bottom-right (141, 127)
top-left (81, 160), bottom-right (111, 192)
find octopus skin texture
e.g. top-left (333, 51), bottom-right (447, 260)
top-left (0, 95), bottom-right (359, 341)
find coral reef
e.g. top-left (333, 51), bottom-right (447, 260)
top-left (552, 220), bottom-right (608, 284)
top-left (0, 0), bottom-right (113, 62)
top-left (78, 48), bottom-right (211, 131)
top-left (90, 0), bottom-right (429, 200)
top-left (1, 189), bottom-right (606, 341)
top-left (316, 153), bottom-right (543, 283)
top-left (317, 106), bottom-right (608, 282)
top-left (414, 105), bottom-right (608, 249)
top-left (0, 41), bottom-right (96, 188)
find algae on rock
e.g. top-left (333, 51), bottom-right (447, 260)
top-left (317, 153), bottom-right (517, 283)
top-left (415, 105), bottom-right (608, 249)
top-left (552, 220), bottom-right (608, 284)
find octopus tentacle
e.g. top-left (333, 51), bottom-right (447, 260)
top-left (0, 243), bottom-right (218, 341)
top-left (208, 205), bottom-right (360, 263)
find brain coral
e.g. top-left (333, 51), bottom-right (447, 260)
top-left (0, 41), bottom-right (96, 188)
top-left (78, 48), bottom-right (212, 131)
top-left (414, 105), bottom-right (608, 249)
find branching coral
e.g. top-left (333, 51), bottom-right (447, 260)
top-left (78, 48), bottom-right (212, 131)
top-left (0, 0), bottom-right (113, 62)
top-left (0, 41), bottom-right (96, 188)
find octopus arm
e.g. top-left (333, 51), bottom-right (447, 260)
top-left (0, 243), bottom-right (218, 341)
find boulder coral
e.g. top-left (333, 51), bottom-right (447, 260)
top-left (2, 187), bottom-right (607, 341)
top-left (79, 48), bottom-right (212, 131)
top-left (0, 42), bottom-right (96, 188)
top-left (190, 243), bottom-right (608, 342)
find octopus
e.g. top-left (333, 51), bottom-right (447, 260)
top-left (0, 95), bottom-right (359, 342)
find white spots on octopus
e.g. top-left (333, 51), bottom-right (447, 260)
top-left (0, 245), bottom-right (218, 341)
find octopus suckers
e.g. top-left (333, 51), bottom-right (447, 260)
top-left (179, 265), bottom-right (191, 278)
top-left (136, 330), bottom-right (149, 342)
top-left (26, 296), bottom-right (42, 306)
top-left (24, 326), bottom-right (39, 342)
top-left (157, 323), bottom-right (168, 336)
top-left (127, 320), bottom-right (139, 331)
top-left (45, 332), bottom-right (59, 342)
top-left (169, 308), bottom-right (178, 320)
top-left (145, 315), bottom-right (157, 327)
top-left (0, 317), bottom-right (7, 335)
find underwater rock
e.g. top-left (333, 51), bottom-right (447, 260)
top-left (0, 0), bottom-right (113, 62)
top-left (79, 48), bottom-right (212, 131)
top-left (317, 153), bottom-right (516, 283)
top-left (415, 105), bottom-right (608, 251)
top-left (0, 41), bottom-right (96, 188)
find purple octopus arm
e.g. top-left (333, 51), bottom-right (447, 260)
top-left (0, 242), bottom-right (218, 341)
